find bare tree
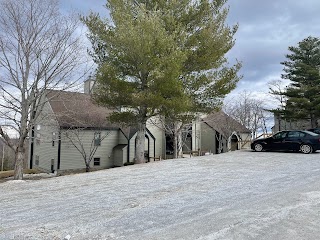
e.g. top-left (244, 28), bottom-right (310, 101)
top-left (224, 91), bottom-right (270, 138)
top-left (64, 129), bottom-right (110, 172)
top-left (0, 0), bottom-right (89, 179)
top-left (35, 90), bottom-right (113, 173)
top-left (268, 80), bottom-right (287, 108)
top-left (148, 114), bottom-right (195, 159)
top-left (268, 80), bottom-right (288, 131)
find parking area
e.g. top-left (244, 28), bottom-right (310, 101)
top-left (1, 150), bottom-right (320, 239)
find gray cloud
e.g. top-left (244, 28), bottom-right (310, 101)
top-left (227, 0), bottom-right (320, 93)
top-left (61, 0), bottom-right (320, 96)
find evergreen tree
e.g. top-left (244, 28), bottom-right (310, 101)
top-left (82, 0), bottom-right (241, 163)
top-left (281, 36), bottom-right (320, 128)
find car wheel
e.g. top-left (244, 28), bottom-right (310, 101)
top-left (300, 144), bottom-right (313, 154)
top-left (254, 143), bottom-right (263, 152)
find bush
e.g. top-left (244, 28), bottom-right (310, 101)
top-left (124, 162), bottom-right (134, 166)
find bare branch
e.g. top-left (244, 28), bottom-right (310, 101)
top-left (0, 0), bottom-right (89, 179)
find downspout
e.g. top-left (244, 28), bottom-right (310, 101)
top-left (127, 138), bottom-right (130, 163)
top-left (29, 109), bottom-right (37, 169)
top-left (154, 138), bottom-right (156, 160)
top-left (29, 126), bottom-right (35, 169)
top-left (57, 130), bottom-right (61, 170)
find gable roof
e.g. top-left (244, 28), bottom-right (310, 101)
top-left (46, 90), bottom-right (155, 141)
top-left (202, 111), bottom-right (250, 137)
top-left (47, 90), bottom-right (117, 129)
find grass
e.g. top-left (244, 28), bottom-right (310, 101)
top-left (0, 169), bottom-right (41, 179)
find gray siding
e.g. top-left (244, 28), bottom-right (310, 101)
top-left (200, 123), bottom-right (216, 153)
top-left (31, 95), bottom-right (161, 171)
top-left (147, 117), bottom-right (165, 158)
top-left (128, 130), bottom-right (156, 162)
top-left (274, 114), bottom-right (312, 133)
top-left (129, 135), bottom-right (136, 162)
top-left (118, 130), bottom-right (128, 144)
top-left (113, 145), bottom-right (127, 166)
top-left (146, 131), bottom-right (155, 161)
top-left (32, 100), bottom-right (60, 172)
top-left (60, 129), bottom-right (121, 170)
top-left (192, 121), bottom-right (201, 151)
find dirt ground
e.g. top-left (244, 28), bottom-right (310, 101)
top-left (1, 150), bottom-right (320, 240)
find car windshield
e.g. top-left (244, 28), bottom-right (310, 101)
top-left (305, 131), bottom-right (319, 136)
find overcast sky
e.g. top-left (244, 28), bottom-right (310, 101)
top-left (227, 0), bottom-right (320, 97)
top-left (61, 0), bottom-right (320, 105)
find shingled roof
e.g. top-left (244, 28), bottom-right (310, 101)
top-left (47, 90), bottom-right (117, 129)
top-left (202, 111), bottom-right (250, 138)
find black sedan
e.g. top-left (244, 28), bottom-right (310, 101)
top-left (251, 130), bottom-right (320, 154)
top-left (308, 128), bottom-right (320, 134)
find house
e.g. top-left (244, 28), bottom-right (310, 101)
top-left (272, 113), bottom-right (318, 133)
top-left (182, 111), bottom-right (251, 155)
top-left (29, 80), bottom-right (250, 173)
top-left (29, 89), bottom-right (157, 173)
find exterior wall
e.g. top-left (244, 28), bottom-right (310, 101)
top-left (273, 114), bottom-right (313, 133)
top-left (192, 120), bottom-right (201, 151)
top-left (31, 97), bottom-right (161, 171)
top-left (113, 145), bottom-right (127, 167)
top-left (129, 134), bottom-right (136, 163)
top-left (118, 130), bottom-right (128, 145)
top-left (227, 132), bottom-right (251, 151)
top-left (239, 133), bottom-right (251, 149)
top-left (30, 93), bottom-right (130, 172)
top-left (33, 107), bottom-right (129, 172)
top-left (200, 123), bottom-right (216, 153)
top-left (31, 100), bottom-right (60, 172)
top-left (147, 131), bottom-right (155, 161)
top-left (128, 130), bottom-right (155, 162)
top-left (147, 116), bottom-right (166, 158)
top-left (59, 129), bottom-right (121, 171)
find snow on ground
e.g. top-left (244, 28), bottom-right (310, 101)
top-left (1, 150), bottom-right (320, 240)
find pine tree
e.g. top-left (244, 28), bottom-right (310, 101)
top-left (82, 0), bottom-right (241, 163)
top-left (281, 36), bottom-right (320, 128)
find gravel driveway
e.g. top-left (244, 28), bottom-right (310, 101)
top-left (1, 150), bottom-right (320, 240)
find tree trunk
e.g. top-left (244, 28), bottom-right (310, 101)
top-left (172, 122), bottom-right (183, 159)
top-left (173, 133), bottom-right (178, 159)
top-left (177, 131), bottom-right (183, 158)
top-left (135, 122), bottom-right (146, 164)
top-left (14, 146), bottom-right (25, 180)
top-left (85, 157), bottom-right (90, 172)
top-left (311, 114), bottom-right (317, 128)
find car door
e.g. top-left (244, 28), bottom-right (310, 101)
top-left (271, 131), bottom-right (288, 150)
top-left (283, 131), bottom-right (303, 150)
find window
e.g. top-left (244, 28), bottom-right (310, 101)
top-left (288, 131), bottom-right (305, 138)
top-left (94, 157), bottom-right (100, 166)
top-left (274, 132), bottom-right (287, 139)
top-left (94, 132), bottom-right (101, 146)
